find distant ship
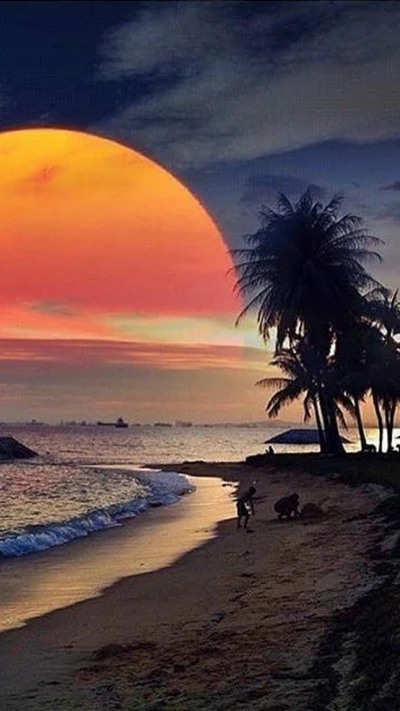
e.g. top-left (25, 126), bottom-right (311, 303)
top-left (97, 417), bottom-right (129, 428)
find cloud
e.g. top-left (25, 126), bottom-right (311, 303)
top-left (0, 337), bottom-right (266, 372)
top-left (379, 180), bottom-right (400, 192)
top-left (94, 2), bottom-right (400, 170)
top-left (30, 300), bottom-right (78, 317)
top-left (376, 201), bottom-right (400, 222)
top-left (0, 335), bottom-right (273, 423)
top-left (241, 174), bottom-right (325, 207)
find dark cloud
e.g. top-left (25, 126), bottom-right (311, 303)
top-left (379, 180), bottom-right (400, 192)
top-left (93, 2), bottom-right (400, 170)
top-left (241, 174), bottom-right (325, 207)
top-left (97, 2), bottom-right (335, 81)
top-left (376, 201), bottom-right (400, 222)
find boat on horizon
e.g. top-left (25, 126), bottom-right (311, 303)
top-left (97, 417), bottom-right (129, 428)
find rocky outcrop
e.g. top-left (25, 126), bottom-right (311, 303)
top-left (0, 437), bottom-right (37, 460)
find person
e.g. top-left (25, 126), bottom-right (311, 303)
top-left (274, 493), bottom-right (300, 521)
top-left (267, 445), bottom-right (275, 455)
top-left (236, 485), bottom-right (256, 530)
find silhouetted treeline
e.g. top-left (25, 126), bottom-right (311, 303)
top-left (232, 188), bottom-right (400, 455)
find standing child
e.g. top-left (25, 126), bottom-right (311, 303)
top-left (236, 485), bottom-right (256, 530)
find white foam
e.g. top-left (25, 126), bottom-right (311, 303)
top-left (0, 470), bottom-right (195, 558)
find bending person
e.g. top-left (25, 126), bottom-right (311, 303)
top-left (274, 493), bottom-right (300, 521)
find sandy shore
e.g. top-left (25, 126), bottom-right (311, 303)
top-left (0, 473), bottom-right (234, 633)
top-left (0, 461), bottom-right (393, 710)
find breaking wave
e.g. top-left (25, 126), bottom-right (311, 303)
top-left (0, 469), bottom-right (194, 558)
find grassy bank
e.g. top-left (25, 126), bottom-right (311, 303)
top-left (251, 451), bottom-right (400, 491)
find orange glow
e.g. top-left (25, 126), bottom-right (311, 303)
top-left (0, 128), bottom-right (238, 335)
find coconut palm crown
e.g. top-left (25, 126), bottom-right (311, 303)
top-left (231, 188), bottom-right (383, 352)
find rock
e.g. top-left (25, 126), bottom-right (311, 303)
top-left (0, 437), bottom-right (37, 460)
top-left (300, 503), bottom-right (325, 519)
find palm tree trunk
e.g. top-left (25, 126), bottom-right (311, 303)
top-left (372, 391), bottom-right (384, 453)
top-left (353, 397), bottom-right (367, 450)
top-left (318, 386), bottom-right (344, 455)
top-left (387, 398), bottom-right (397, 452)
top-left (316, 385), bottom-right (331, 454)
top-left (327, 398), bottom-right (346, 455)
top-left (312, 394), bottom-right (325, 452)
top-left (382, 396), bottom-right (393, 452)
top-left (390, 401), bottom-right (397, 446)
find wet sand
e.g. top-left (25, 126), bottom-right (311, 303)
top-left (0, 474), bottom-right (233, 632)
top-left (0, 461), bottom-right (391, 710)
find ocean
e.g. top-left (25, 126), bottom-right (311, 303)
top-left (0, 422), bottom-right (394, 632)
top-left (0, 422), bottom-right (390, 560)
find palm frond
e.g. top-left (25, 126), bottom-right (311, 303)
top-left (255, 377), bottom-right (290, 389)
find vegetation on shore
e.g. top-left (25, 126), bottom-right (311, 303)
top-left (231, 188), bottom-right (400, 456)
top-left (257, 451), bottom-right (400, 492)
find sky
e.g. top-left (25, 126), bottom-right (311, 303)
top-left (0, 0), bottom-right (399, 425)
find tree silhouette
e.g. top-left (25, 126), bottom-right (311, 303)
top-left (232, 188), bottom-right (384, 454)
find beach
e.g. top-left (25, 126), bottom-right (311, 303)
top-left (0, 459), bottom-right (395, 710)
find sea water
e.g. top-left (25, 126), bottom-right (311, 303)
top-left (0, 422), bottom-right (393, 632)
top-left (0, 422), bottom-right (390, 560)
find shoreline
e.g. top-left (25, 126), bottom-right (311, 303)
top-left (0, 460), bottom-right (397, 710)
top-left (0, 472), bottom-right (235, 632)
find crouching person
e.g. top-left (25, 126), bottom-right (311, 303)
top-left (274, 493), bottom-right (300, 521)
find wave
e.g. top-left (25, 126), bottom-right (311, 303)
top-left (0, 469), bottom-right (195, 559)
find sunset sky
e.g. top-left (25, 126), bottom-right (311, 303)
top-left (0, 2), bottom-right (399, 424)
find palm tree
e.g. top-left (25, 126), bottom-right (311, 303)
top-left (370, 338), bottom-right (400, 452)
top-left (231, 188), bottom-right (384, 455)
top-left (368, 287), bottom-right (400, 340)
top-left (258, 339), bottom-right (353, 452)
top-left (367, 289), bottom-right (400, 451)
top-left (256, 341), bottom-right (326, 449)
top-left (334, 308), bottom-right (400, 453)
top-left (334, 320), bottom-right (381, 451)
